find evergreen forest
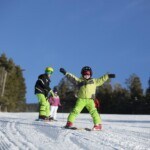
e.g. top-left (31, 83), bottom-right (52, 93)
top-left (0, 53), bottom-right (26, 112)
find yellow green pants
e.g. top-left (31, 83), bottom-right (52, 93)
top-left (36, 94), bottom-right (50, 117)
top-left (67, 98), bottom-right (101, 125)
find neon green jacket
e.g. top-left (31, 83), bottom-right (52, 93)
top-left (66, 73), bottom-right (109, 99)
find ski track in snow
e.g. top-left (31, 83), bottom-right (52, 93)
top-left (0, 113), bottom-right (150, 150)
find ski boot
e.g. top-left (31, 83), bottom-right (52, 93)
top-left (64, 121), bottom-right (73, 129)
top-left (48, 116), bottom-right (54, 121)
top-left (38, 116), bottom-right (52, 122)
top-left (92, 124), bottom-right (102, 131)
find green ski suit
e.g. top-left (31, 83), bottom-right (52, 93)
top-left (65, 73), bottom-right (109, 125)
top-left (35, 74), bottom-right (54, 118)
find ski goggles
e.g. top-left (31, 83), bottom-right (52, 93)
top-left (46, 71), bottom-right (53, 75)
top-left (83, 71), bottom-right (91, 75)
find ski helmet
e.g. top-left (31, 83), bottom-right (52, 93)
top-left (45, 67), bottom-right (54, 75)
top-left (81, 66), bottom-right (92, 76)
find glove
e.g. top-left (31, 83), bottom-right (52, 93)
top-left (60, 68), bottom-right (66, 75)
top-left (108, 74), bottom-right (115, 78)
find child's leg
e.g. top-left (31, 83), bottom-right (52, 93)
top-left (53, 106), bottom-right (58, 119)
top-left (86, 99), bottom-right (102, 125)
top-left (67, 99), bottom-right (86, 123)
top-left (46, 100), bottom-right (50, 117)
top-left (50, 106), bottom-right (55, 117)
top-left (36, 94), bottom-right (48, 118)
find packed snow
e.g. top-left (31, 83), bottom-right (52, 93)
top-left (0, 112), bottom-right (150, 150)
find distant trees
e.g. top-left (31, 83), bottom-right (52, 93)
top-left (145, 78), bottom-right (150, 113)
top-left (125, 74), bottom-right (143, 100)
top-left (57, 77), bottom-right (77, 112)
top-left (0, 53), bottom-right (26, 112)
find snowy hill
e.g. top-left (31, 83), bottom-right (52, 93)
top-left (0, 113), bottom-right (150, 150)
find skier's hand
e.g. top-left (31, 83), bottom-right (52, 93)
top-left (60, 68), bottom-right (66, 75)
top-left (108, 74), bottom-right (115, 78)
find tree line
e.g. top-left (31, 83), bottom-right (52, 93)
top-left (0, 53), bottom-right (26, 112)
top-left (0, 53), bottom-right (150, 114)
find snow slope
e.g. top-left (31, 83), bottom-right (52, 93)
top-left (0, 113), bottom-right (150, 150)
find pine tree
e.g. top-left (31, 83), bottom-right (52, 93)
top-left (145, 78), bottom-right (150, 113)
top-left (57, 77), bottom-right (77, 112)
top-left (112, 83), bottom-right (131, 114)
top-left (146, 77), bottom-right (150, 97)
top-left (0, 53), bottom-right (26, 112)
top-left (96, 81), bottom-right (113, 113)
top-left (125, 74), bottom-right (144, 114)
top-left (125, 74), bottom-right (143, 100)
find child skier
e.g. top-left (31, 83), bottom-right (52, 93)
top-left (49, 90), bottom-right (61, 121)
top-left (35, 67), bottom-right (54, 121)
top-left (60, 66), bottom-right (115, 130)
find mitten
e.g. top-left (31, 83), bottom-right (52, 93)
top-left (60, 68), bottom-right (67, 75)
top-left (108, 74), bottom-right (115, 78)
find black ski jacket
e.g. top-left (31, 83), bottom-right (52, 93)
top-left (35, 74), bottom-right (51, 97)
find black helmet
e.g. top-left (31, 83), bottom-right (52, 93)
top-left (81, 66), bottom-right (92, 76)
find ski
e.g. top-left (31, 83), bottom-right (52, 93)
top-left (35, 118), bottom-right (53, 123)
top-left (63, 126), bottom-right (92, 131)
top-left (63, 126), bottom-right (103, 131)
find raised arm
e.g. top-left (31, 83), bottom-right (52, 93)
top-left (95, 74), bottom-right (115, 86)
top-left (60, 68), bottom-right (81, 84)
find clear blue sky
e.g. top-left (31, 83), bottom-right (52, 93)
top-left (0, 0), bottom-right (150, 103)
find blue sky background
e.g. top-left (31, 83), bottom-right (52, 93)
top-left (0, 0), bottom-right (150, 103)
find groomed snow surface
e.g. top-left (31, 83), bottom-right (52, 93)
top-left (0, 113), bottom-right (150, 150)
